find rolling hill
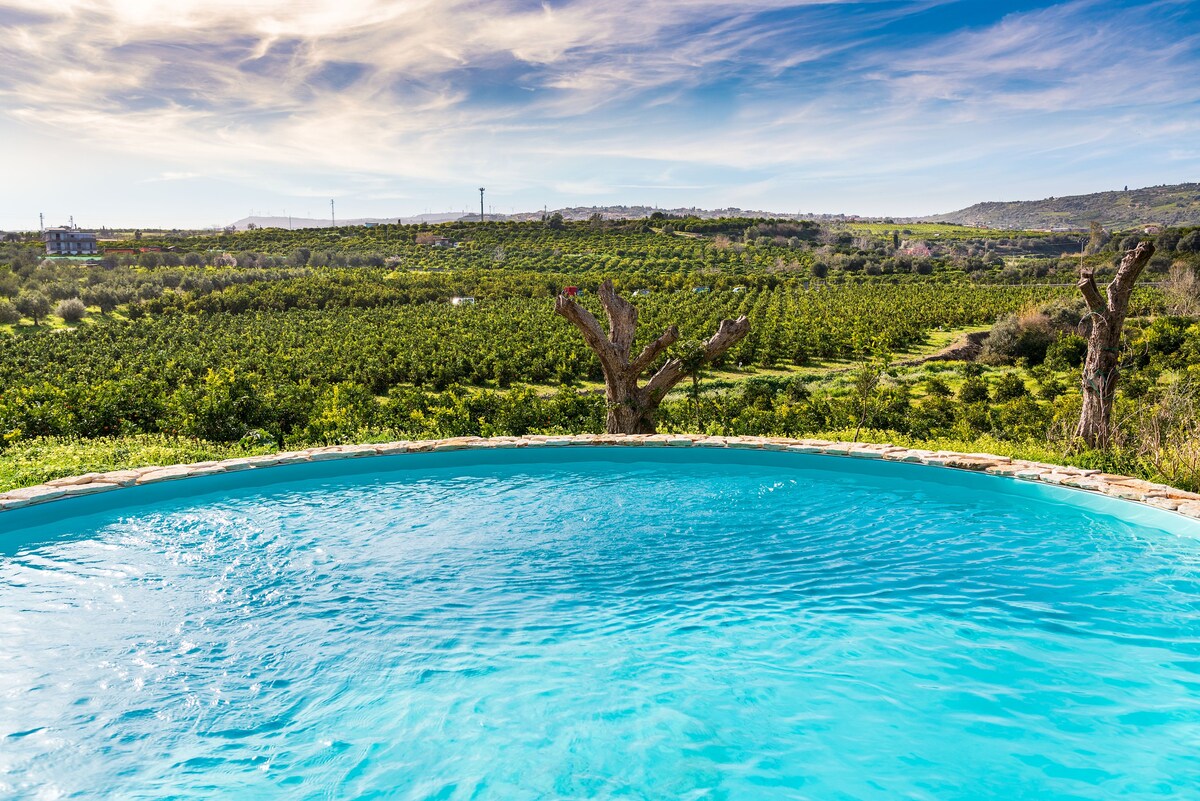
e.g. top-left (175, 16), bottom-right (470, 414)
top-left (923, 183), bottom-right (1200, 229)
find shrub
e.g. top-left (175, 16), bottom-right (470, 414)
top-left (1163, 262), bottom-right (1200, 316)
top-left (1118, 234), bottom-right (1142, 251)
top-left (1132, 316), bottom-right (1190, 367)
top-left (958, 376), bottom-right (990, 404)
top-left (0, 299), bottom-right (19, 325)
top-left (1044, 333), bottom-right (1088, 369)
top-left (55, 297), bottom-right (87, 323)
top-left (981, 312), bottom-right (1056, 365)
top-left (993, 373), bottom-right (1028, 402)
top-left (1177, 229), bottom-right (1200, 254)
top-left (1038, 296), bottom-right (1087, 331)
top-left (924, 376), bottom-right (953, 397)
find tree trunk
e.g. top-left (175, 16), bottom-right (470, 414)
top-left (1075, 241), bottom-right (1154, 448)
top-left (555, 280), bottom-right (750, 434)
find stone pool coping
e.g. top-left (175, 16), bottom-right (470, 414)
top-left (2, 435), bottom-right (1199, 520)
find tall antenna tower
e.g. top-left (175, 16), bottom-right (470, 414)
top-left (69, 215), bottom-right (75, 229)
top-left (479, 188), bottom-right (486, 223)
top-left (330, 199), bottom-right (336, 227)
top-left (39, 213), bottom-right (43, 231)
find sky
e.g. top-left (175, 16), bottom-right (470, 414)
top-left (0, 0), bottom-right (1197, 229)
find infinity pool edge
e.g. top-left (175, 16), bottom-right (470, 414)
top-left (3, 434), bottom-right (1199, 521)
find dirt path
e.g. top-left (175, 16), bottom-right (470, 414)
top-left (895, 330), bottom-right (989, 366)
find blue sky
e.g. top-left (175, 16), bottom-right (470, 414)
top-left (0, 0), bottom-right (1197, 229)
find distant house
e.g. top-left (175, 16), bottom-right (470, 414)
top-left (414, 232), bottom-right (455, 247)
top-left (1142, 224), bottom-right (1163, 235)
top-left (450, 296), bottom-right (476, 306)
top-left (44, 227), bottom-right (98, 255)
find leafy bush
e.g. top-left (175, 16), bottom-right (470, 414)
top-left (55, 297), bottom-right (87, 323)
top-left (993, 373), bottom-right (1029, 402)
top-left (1177, 229), bottom-right (1200, 254)
top-left (958, 376), bottom-right (990, 403)
top-left (924, 376), bottom-right (953, 397)
top-left (981, 312), bottom-right (1056, 365)
top-left (1131, 316), bottom-right (1190, 367)
top-left (1044, 333), bottom-right (1087, 369)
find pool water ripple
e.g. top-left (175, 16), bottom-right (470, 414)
top-left (1, 449), bottom-right (1199, 799)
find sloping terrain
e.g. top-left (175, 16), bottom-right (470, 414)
top-left (924, 183), bottom-right (1200, 229)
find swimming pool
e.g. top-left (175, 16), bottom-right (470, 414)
top-left (2, 446), bottom-right (1199, 799)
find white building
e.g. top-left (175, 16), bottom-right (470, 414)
top-left (44, 227), bottom-right (98, 255)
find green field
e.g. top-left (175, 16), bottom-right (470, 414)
top-left (1, 217), bottom-right (1198, 491)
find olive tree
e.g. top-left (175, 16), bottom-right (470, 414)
top-left (555, 279), bottom-right (749, 434)
top-left (15, 291), bottom-right (50, 325)
top-left (1076, 241), bottom-right (1155, 447)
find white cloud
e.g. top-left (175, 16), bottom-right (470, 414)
top-left (0, 0), bottom-right (1195, 224)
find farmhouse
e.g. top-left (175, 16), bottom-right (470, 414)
top-left (43, 227), bottom-right (98, 255)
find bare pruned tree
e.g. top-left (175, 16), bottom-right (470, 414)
top-left (1076, 240), bottom-right (1155, 448)
top-left (555, 280), bottom-right (750, 434)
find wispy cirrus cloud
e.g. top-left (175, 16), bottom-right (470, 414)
top-left (0, 0), bottom-right (1197, 225)
top-left (871, 0), bottom-right (1200, 112)
top-left (0, 1), bottom-right (934, 183)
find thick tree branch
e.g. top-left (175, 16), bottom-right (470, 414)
top-left (1106, 240), bottom-right (1154, 310)
top-left (643, 316), bottom-right (750, 403)
top-left (629, 325), bottom-right (680, 375)
top-left (1078, 270), bottom-right (1106, 313)
top-left (597, 279), bottom-right (637, 359)
top-left (554, 294), bottom-right (622, 374)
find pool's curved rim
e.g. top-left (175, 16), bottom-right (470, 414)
top-left (3, 434), bottom-right (1199, 521)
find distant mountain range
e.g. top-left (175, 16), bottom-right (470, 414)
top-left (919, 183), bottom-right (1200, 229)
top-left (229, 182), bottom-right (1200, 232)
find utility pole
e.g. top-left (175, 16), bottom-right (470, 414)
top-left (479, 187), bottom-right (485, 223)
top-left (330, 199), bottom-right (336, 227)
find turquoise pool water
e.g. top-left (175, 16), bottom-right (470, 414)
top-left (2, 448), bottom-right (1199, 800)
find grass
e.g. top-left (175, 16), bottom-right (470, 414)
top-left (0, 435), bottom-right (278, 493)
top-left (804, 429), bottom-right (1146, 477)
top-left (810, 429), bottom-right (1071, 462)
top-left (0, 305), bottom-right (121, 335)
